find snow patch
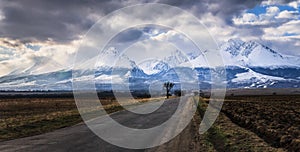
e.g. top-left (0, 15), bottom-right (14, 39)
top-left (232, 68), bottom-right (285, 83)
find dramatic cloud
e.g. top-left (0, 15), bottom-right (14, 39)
top-left (0, 0), bottom-right (129, 43)
top-left (231, 0), bottom-right (300, 55)
top-left (158, 0), bottom-right (262, 23)
top-left (0, 0), bottom-right (299, 77)
top-left (232, 6), bottom-right (299, 26)
top-left (262, 20), bottom-right (300, 54)
top-left (0, 38), bottom-right (78, 76)
top-left (0, 0), bottom-right (265, 43)
top-left (114, 29), bottom-right (144, 43)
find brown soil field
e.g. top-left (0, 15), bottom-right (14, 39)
top-left (222, 95), bottom-right (300, 151)
top-left (197, 96), bottom-right (287, 152)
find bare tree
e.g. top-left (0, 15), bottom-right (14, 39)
top-left (163, 82), bottom-right (174, 99)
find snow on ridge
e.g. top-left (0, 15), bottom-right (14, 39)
top-left (231, 68), bottom-right (285, 83)
top-left (0, 39), bottom-right (300, 91)
top-left (138, 59), bottom-right (170, 75)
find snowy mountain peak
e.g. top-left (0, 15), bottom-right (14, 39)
top-left (240, 41), bottom-right (259, 57)
top-left (228, 38), bottom-right (244, 46)
top-left (221, 39), bottom-right (244, 56)
top-left (163, 50), bottom-right (189, 67)
top-left (222, 39), bottom-right (266, 57)
top-left (138, 60), bottom-right (170, 75)
top-left (95, 47), bottom-right (140, 69)
top-left (223, 39), bottom-right (280, 58)
top-left (0, 39), bottom-right (299, 91)
top-left (220, 39), bottom-right (299, 67)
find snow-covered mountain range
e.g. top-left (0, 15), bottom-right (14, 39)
top-left (0, 39), bottom-right (299, 91)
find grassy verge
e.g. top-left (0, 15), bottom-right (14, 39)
top-left (195, 97), bottom-right (232, 151)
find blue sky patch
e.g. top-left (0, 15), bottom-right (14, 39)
top-left (246, 4), bottom-right (298, 15)
top-left (246, 5), bottom-right (267, 15)
top-left (277, 5), bottom-right (298, 11)
top-left (283, 32), bottom-right (298, 36)
top-left (26, 44), bottom-right (41, 51)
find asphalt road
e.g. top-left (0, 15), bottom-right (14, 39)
top-left (0, 97), bottom-right (199, 152)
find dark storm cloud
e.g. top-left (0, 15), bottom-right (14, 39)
top-left (158, 0), bottom-right (263, 23)
top-left (114, 29), bottom-right (143, 43)
top-left (210, 0), bottom-right (263, 24)
top-left (0, 0), bottom-right (295, 43)
top-left (281, 0), bottom-right (298, 3)
top-left (0, 0), bottom-right (130, 43)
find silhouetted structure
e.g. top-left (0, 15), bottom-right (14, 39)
top-left (174, 90), bottom-right (181, 96)
top-left (163, 82), bottom-right (174, 98)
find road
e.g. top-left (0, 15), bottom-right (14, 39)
top-left (0, 97), bottom-right (202, 152)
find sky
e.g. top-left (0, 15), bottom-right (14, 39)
top-left (0, 0), bottom-right (299, 77)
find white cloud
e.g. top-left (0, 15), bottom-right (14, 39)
top-left (200, 13), bottom-right (236, 45)
top-left (262, 20), bottom-right (300, 55)
top-left (278, 20), bottom-right (300, 34)
top-left (276, 20), bottom-right (300, 40)
top-left (233, 6), bottom-right (283, 26)
top-left (230, 2), bottom-right (300, 56)
top-left (150, 30), bottom-right (178, 41)
top-left (1, 1), bottom-right (300, 79)
top-left (276, 10), bottom-right (299, 19)
top-left (124, 39), bottom-right (178, 63)
top-left (232, 13), bottom-right (259, 25)
top-left (0, 53), bottom-right (10, 60)
top-left (288, 1), bottom-right (299, 9)
top-left (0, 38), bottom-right (78, 77)
top-left (0, 12), bottom-right (4, 21)
top-left (74, 4), bottom-right (221, 69)
top-left (261, 0), bottom-right (293, 6)
top-left (266, 6), bottom-right (280, 14)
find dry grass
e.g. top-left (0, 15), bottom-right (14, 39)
top-left (0, 98), bottom-right (80, 141)
top-left (0, 96), bottom-right (165, 141)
